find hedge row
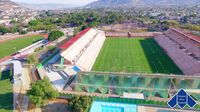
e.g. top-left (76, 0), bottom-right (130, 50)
top-left (60, 93), bottom-right (200, 110)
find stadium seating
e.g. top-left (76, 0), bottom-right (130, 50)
top-left (76, 32), bottom-right (106, 71)
top-left (59, 28), bottom-right (91, 50)
top-left (14, 39), bottom-right (48, 58)
top-left (61, 29), bottom-right (97, 63)
top-left (155, 34), bottom-right (200, 75)
top-left (61, 28), bottom-right (106, 71)
top-left (165, 29), bottom-right (200, 59)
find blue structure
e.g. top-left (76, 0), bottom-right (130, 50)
top-left (73, 66), bottom-right (81, 72)
top-left (90, 101), bottom-right (137, 112)
top-left (168, 89), bottom-right (196, 109)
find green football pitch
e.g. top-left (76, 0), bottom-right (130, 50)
top-left (0, 70), bottom-right (13, 112)
top-left (92, 38), bottom-right (182, 74)
top-left (0, 36), bottom-right (43, 58)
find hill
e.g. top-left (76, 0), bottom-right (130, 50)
top-left (86, 0), bottom-right (200, 8)
top-left (17, 3), bottom-right (75, 10)
top-left (0, 0), bottom-right (22, 10)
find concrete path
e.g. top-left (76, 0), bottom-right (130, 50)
top-left (13, 68), bottom-right (31, 112)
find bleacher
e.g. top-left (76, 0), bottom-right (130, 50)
top-left (76, 32), bottom-right (106, 71)
top-left (61, 28), bottom-right (106, 71)
top-left (155, 33), bottom-right (200, 75)
top-left (61, 29), bottom-right (97, 63)
top-left (165, 28), bottom-right (200, 59)
top-left (13, 39), bottom-right (48, 58)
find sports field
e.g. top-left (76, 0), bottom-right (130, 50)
top-left (0, 36), bottom-right (43, 58)
top-left (92, 38), bottom-right (182, 74)
top-left (0, 70), bottom-right (13, 112)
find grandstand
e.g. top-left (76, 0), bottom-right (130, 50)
top-left (60, 28), bottom-right (106, 71)
top-left (155, 28), bottom-right (200, 75)
top-left (165, 28), bottom-right (200, 58)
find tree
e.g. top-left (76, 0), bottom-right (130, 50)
top-left (27, 53), bottom-right (39, 65)
top-left (80, 25), bottom-right (87, 31)
top-left (69, 96), bottom-right (93, 112)
top-left (10, 27), bottom-right (18, 33)
top-left (10, 19), bottom-right (17, 24)
top-left (27, 77), bottom-right (59, 106)
top-left (181, 24), bottom-right (200, 31)
top-left (45, 24), bottom-right (56, 32)
top-left (162, 20), bottom-right (180, 28)
top-left (48, 30), bottom-right (64, 41)
top-left (180, 16), bottom-right (189, 23)
top-left (28, 20), bottom-right (40, 26)
top-left (19, 30), bottom-right (28, 34)
top-left (47, 45), bottom-right (56, 52)
top-left (0, 25), bottom-right (10, 35)
top-left (73, 27), bottom-right (80, 36)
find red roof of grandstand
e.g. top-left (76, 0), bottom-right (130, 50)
top-left (59, 28), bottom-right (91, 50)
top-left (172, 28), bottom-right (200, 44)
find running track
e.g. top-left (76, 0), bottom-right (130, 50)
top-left (0, 33), bottom-right (48, 63)
top-left (0, 33), bottom-right (48, 43)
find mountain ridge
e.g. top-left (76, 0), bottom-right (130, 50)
top-left (0, 0), bottom-right (22, 10)
top-left (86, 0), bottom-right (200, 8)
top-left (17, 2), bottom-right (76, 10)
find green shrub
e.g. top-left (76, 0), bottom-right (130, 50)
top-left (48, 30), bottom-right (64, 41)
top-left (27, 77), bottom-right (59, 106)
top-left (69, 96), bottom-right (93, 112)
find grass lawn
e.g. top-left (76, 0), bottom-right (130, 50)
top-left (0, 70), bottom-right (13, 112)
top-left (92, 38), bottom-right (182, 74)
top-left (0, 36), bottom-right (44, 58)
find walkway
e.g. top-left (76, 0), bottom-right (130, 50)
top-left (13, 68), bottom-right (31, 112)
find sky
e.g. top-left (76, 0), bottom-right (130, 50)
top-left (11, 0), bottom-right (96, 6)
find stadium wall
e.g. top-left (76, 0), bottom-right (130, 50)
top-left (105, 31), bottom-right (162, 37)
top-left (69, 71), bottom-right (200, 101)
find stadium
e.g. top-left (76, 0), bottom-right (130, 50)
top-left (37, 27), bottom-right (200, 102)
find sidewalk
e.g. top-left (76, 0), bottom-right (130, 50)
top-left (13, 68), bottom-right (31, 112)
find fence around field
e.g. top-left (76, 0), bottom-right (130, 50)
top-left (70, 71), bottom-right (200, 101)
top-left (105, 32), bottom-right (162, 37)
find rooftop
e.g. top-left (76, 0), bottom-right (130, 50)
top-left (59, 28), bottom-right (91, 50)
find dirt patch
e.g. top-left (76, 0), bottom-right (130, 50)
top-left (42, 99), bottom-right (72, 112)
